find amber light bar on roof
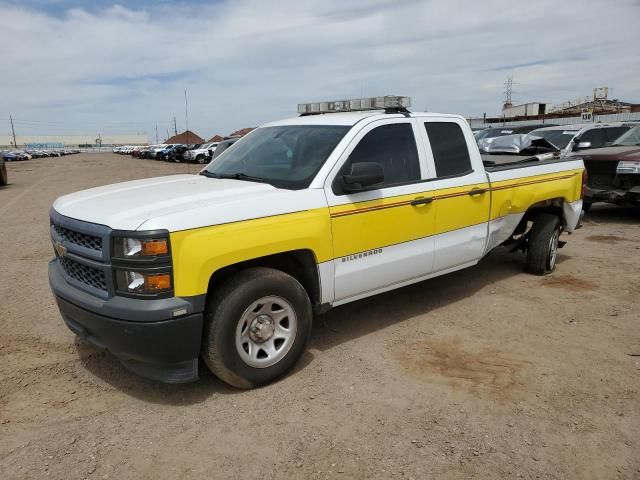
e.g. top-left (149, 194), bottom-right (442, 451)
top-left (297, 95), bottom-right (411, 114)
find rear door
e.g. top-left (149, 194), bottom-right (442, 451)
top-left (420, 118), bottom-right (491, 271)
top-left (325, 118), bottom-right (437, 302)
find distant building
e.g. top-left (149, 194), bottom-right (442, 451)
top-left (208, 134), bottom-right (224, 142)
top-left (164, 130), bottom-right (204, 145)
top-left (468, 86), bottom-right (639, 127)
top-left (229, 127), bottom-right (255, 137)
top-left (0, 134), bottom-right (147, 149)
top-left (502, 102), bottom-right (550, 119)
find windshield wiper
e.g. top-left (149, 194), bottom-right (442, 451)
top-left (200, 171), bottom-right (269, 184)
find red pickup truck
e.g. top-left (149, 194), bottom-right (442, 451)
top-left (571, 125), bottom-right (640, 210)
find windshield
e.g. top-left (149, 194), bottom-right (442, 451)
top-left (528, 129), bottom-right (577, 149)
top-left (612, 125), bottom-right (640, 146)
top-left (203, 125), bottom-right (349, 189)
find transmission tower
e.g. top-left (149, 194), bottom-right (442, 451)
top-left (503, 76), bottom-right (514, 108)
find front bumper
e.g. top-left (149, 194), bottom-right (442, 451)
top-left (585, 185), bottom-right (640, 205)
top-left (49, 260), bottom-right (204, 383)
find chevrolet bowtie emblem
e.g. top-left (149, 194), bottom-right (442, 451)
top-left (54, 242), bottom-right (68, 258)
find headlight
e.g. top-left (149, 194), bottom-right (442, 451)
top-left (116, 270), bottom-right (172, 294)
top-left (114, 237), bottom-right (169, 258)
top-left (616, 161), bottom-right (640, 174)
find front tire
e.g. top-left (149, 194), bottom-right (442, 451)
top-left (525, 213), bottom-right (561, 275)
top-left (202, 267), bottom-right (312, 389)
top-left (0, 162), bottom-right (7, 185)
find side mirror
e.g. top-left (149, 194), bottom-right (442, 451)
top-left (341, 162), bottom-right (384, 192)
top-left (575, 141), bottom-right (592, 150)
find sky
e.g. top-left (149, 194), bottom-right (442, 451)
top-left (1, 0), bottom-right (639, 141)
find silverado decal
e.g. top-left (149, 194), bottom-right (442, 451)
top-left (341, 248), bottom-right (383, 262)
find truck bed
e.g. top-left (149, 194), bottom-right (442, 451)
top-left (482, 153), bottom-right (571, 172)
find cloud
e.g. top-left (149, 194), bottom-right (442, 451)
top-left (1, 0), bottom-right (639, 139)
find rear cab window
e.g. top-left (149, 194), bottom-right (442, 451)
top-left (424, 122), bottom-right (473, 178)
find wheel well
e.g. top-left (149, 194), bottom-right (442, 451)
top-left (522, 198), bottom-right (565, 226)
top-left (207, 250), bottom-right (321, 305)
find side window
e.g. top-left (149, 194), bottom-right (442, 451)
top-left (603, 126), bottom-right (630, 144)
top-left (424, 122), bottom-right (472, 177)
top-left (578, 129), bottom-right (605, 148)
top-left (339, 123), bottom-right (420, 189)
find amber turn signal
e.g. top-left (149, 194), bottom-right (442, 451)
top-left (142, 239), bottom-right (168, 256)
top-left (144, 273), bottom-right (171, 291)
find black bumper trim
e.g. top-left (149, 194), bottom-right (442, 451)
top-left (49, 259), bottom-right (206, 322)
top-left (56, 296), bottom-right (202, 383)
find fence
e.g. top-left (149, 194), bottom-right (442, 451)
top-left (468, 111), bottom-right (640, 129)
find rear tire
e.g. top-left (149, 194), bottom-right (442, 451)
top-left (582, 201), bottom-right (592, 212)
top-left (0, 163), bottom-right (7, 185)
top-left (202, 267), bottom-right (313, 389)
top-left (525, 213), bottom-right (561, 275)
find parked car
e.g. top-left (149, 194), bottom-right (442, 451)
top-left (48, 95), bottom-right (586, 388)
top-left (210, 138), bottom-right (238, 160)
top-left (527, 123), bottom-right (632, 156)
top-left (158, 144), bottom-right (189, 162)
top-left (183, 142), bottom-right (217, 164)
top-left (567, 125), bottom-right (640, 210)
top-left (150, 145), bottom-right (171, 160)
top-left (0, 151), bottom-right (7, 185)
top-left (474, 123), bottom-right (554, 142)
top-left (2, 151), bottom-right (19, 162)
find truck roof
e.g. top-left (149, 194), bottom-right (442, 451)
top-left (264, 111), bottom-right (465, 127)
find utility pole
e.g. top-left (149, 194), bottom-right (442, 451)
top-left (185, 90), bottom-right (190, 174)
top-left (184, 90), bottom-right (189, 146)
top-left (10, 115), bottom-right (17, 149)
top-left (155, 125), bottom-right (159, 144)
top-left (173, 117), bottom-right (178, 136)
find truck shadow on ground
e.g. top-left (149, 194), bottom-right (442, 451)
top-left (77, 247), bottom-right (567, 405)
top-left (309, 248), bottom-right (570, 352)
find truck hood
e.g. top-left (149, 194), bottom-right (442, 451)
top-left (52, 174), bottom-right (322, 231)
top-left (571, 146), bottom-right (640, 161)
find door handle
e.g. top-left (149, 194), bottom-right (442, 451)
top-left (468, 188), bottom-right (488, 196)
top-left (411, 196), bottom-right (433, 206)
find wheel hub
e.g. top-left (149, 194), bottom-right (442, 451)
top-left (249, 314), bottom-right (275, 343)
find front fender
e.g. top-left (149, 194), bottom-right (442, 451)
top-left (169, 208), bottom-right (333, 297)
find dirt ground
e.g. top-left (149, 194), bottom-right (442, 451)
top-left (1, 153), bottom-right (639, 480)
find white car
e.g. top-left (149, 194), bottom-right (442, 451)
top-left (528, 123), bottom-right (632, 156)
top-left (184, 142), bottom-right (218, 164)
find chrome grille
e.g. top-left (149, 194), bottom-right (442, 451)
top-left (54, 225), bottom-right (102, 252)
top-left (59, 257), bottom-right (107, 291)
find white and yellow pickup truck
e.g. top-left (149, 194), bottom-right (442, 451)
top-left (49, 96), bottom-right (585, 387)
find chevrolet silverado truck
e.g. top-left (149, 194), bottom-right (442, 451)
top-left (48, 96), bottom-right (586, 388)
